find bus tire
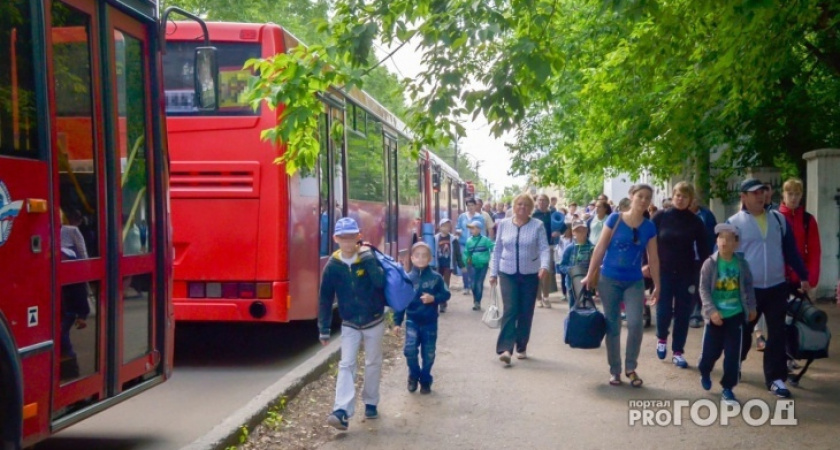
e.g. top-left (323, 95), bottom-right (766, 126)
top-left (0, 313), bottom-right (23, 450)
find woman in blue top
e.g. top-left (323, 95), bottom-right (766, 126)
top-left (582, 184), bottom-right (661, 387)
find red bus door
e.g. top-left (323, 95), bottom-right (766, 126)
top-left (49, 0), bottom-right (159, 417)
top-left (50, 0), bottom-right (111, 414)
top-left (108, 6), bottom-right (159, 393)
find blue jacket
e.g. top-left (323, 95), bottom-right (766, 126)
top-left (318, 249), bottom-right (386, 336)
top-left (394, 266), bottom-right (451, 326)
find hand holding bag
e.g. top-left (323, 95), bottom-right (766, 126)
top-left (482, 286), bottom-right (502, 329)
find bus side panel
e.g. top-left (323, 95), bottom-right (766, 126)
top-left (286, 172), bottom-right (319, 321)
top-left (21, 351), bottom-right (51, 448)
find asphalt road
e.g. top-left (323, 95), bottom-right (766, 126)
top-left (40, 320), bottom-right (330, 450)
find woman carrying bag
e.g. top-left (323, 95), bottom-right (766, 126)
top-left (582, 184), bottom-right (661, 387)
top-left (489, 194), bottom-right (551, 366)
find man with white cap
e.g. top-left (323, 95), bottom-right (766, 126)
top-left (727, 178), bottom-right (809, 399)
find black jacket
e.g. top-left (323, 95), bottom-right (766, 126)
top-left (318, 249), bottom-right (386, 335)
top-left (394, 266), bottom-right (451, 327)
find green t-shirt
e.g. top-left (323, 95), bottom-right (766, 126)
top-left (712, 257), bottom-right (743, 319)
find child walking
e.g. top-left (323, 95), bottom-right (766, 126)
top-left (317, 218), bottom-right (386, 430)
top-left (698, 223), bottom-right (757, 405)
top-left (394, 242), bottom-right (451, 393)
top-left (464, 220), bottom-right (494, 311)
top-left (433, 218), bottom-right (461, 313)
top-left (558, 220), bottom-right (595, 308)
top-left (555, 227), bottom-right (574, 301)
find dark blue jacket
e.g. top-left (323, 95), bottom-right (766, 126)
top-left (318, 249), bottom-right (386, 336)
top-left (394, 266), bottom-right (451, 327)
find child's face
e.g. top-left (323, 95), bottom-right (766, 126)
top-left (469, 226), bottom-right (481, 236)
top-left (440, 223), bottom-right (451, 234)
top-left (573, 227), bottom-right (588, 242)
top-left (716, 232), bottom-right (738, 256)
top-left (411, 247), bottom-right (431, 268)
top-left (334, 233), bottom-right (360, 254)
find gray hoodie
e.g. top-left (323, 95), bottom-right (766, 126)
top-left (699, 252), bottom-right (757, 324)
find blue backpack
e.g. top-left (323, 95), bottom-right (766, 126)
top-left (369, 245), bottom-right (414, 312)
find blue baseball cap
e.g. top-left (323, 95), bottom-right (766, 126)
top-left (466, 219), bottom-right (483, 229)
top-left (334, 217), bottom-right (360, 236)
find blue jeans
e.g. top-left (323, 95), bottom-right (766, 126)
top-left (404, 320), bottom-right (437, 385)
top-left (598, 275), bottom-right (645, 376)
top-left (471, 266), bottom-right (488, 304)
top-left (656, 270), bottom-right (695, 354)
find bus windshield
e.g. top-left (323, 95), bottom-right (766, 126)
top-left (163, 41), bottom-right (260, 116)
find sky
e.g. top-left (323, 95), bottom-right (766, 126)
top-left (374, 42), bottom-right (527, 198)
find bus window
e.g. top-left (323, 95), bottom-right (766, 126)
top-left (163, 41), bottom-right (259, 115)
top-left (115, 30), bottom-right (151, 256)
top-left (331, 106), bottom-right (345, 220)
top-left (60, 281), bottom-right (100, 383)
top-left (0, 0), bottom-right (40, 158)
top-left (53, 1), bottom-right (100, 259)
top-left (319, 113), bottom-right (330, 256)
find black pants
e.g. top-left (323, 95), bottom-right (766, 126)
top-left (699, 313), bottom-right (744, 389)
top-left (496, 272), bottom-right (540, 354)
top-left (741, 283), bottom-right (789, 386)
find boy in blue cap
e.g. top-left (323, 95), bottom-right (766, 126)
top-left (318, 217), bottom-right (386, 430)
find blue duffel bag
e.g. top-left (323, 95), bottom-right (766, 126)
top-left (564, 288), bottom-right (606, 349)
top-left (368, 245), bottom-right (415, 313)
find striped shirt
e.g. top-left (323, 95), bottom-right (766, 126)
top-left (490, 217), bottom-right (550, 277)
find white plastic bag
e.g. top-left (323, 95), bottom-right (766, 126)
top-left (482, 286), bottom-right (502, 329)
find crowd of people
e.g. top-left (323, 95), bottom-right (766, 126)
top-left (316, 175), bottom-right (823, 431)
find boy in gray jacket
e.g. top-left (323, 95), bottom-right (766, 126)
top-left (698, 223), bottom-right (757, 405)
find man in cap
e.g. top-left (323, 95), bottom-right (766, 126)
top-left (727, 178), bottom-right (809, 399)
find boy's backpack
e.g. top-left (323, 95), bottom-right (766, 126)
top-left (368, 245), bottom-right (415, 312)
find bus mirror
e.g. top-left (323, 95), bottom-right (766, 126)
top-left (194, 46), bottom-right (219, 111)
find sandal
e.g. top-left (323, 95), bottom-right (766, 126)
top-left (626, 371), bottom-right (643, 388)
top-left (609, 374), bottom-right (622, 386)
top-left (544, 297), bottom-right (552, 308)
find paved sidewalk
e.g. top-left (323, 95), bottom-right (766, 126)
top-left (321, 285), bottom-right (840, 449)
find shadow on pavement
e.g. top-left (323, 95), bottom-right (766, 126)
top-left (174, 320), bottom-right (324, 367)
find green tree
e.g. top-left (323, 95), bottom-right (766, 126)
top-left (244, 0), bottom-right (840, 202)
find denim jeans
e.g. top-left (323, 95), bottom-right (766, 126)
top-left (334, 322), bottom-right (383, 418)
top-left (471, 266), bottom-right (488, 305)
top-left (598, 275), bottom-right (645, 376)
top-left (496, 272), bottom-right (540, 354)
top-left (404, 320), bottom-right (438, 385)
top-left (656, 270), bottom-right (695, 354)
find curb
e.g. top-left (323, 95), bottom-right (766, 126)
top-left (181, 338), bottom-right (342, 450)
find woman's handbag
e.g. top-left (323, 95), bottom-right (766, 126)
top-left (482, 286), bottom-right (502, 328)
top-left (564, 288), bottom-right (606, 349)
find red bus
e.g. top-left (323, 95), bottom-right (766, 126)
top-left (0, 1), bottom-right (212, 447)
top-left (163, 21), bottom-right (465, 323)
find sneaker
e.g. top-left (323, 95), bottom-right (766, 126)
top-left (407, 377), bottom-right (418, 393)
top-left (756, 335), bottom-right (767, 352)
top-left (672, 353), bottom-right (688, 369)
top-left (499, 351), bottom-right (512, 366)
top-left (621, 312), bottom-right (627, 321)
top-left (721, 388), bottom-right (739, 406)
top-left (769, 379), bottom-right (792, 398)
top-left (689, 317), bottom-right (703, 329)
top-left (700, 374), bottom-right (712, 391)
top-left (516, 351), bottom-right (527, 360)
top-left (419, 383), bottom-right (431, 394)
top-left (439, 303), bottom-right (447, 313)
top-left (656, 341), bottom-right (667, 360)
top-left (787, 359), bottom-right (801, 372)
top-left (364, 404), bottom-right (378, 419)
top-left (543, 297), bottom-right (552, 308)
top-left (327, 410), bottom-right (349, 430)
top-left (472, 303), bottom-right (481, 311)
top-left (463, 289), bottom-right (471, 296)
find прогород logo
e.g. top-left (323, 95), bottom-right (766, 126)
top-left (0, 180), bottom-right (24, 247)
top-left (629, 398), bottom-right (797, 427)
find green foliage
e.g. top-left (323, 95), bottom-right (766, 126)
top-left (235, 0), bottom-right (840, 197)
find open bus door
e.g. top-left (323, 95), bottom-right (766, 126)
top-left (48, 0), bottom-right (161, 421)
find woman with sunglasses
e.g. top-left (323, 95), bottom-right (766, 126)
top-left (582, 184), bottom-right (660, 387)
